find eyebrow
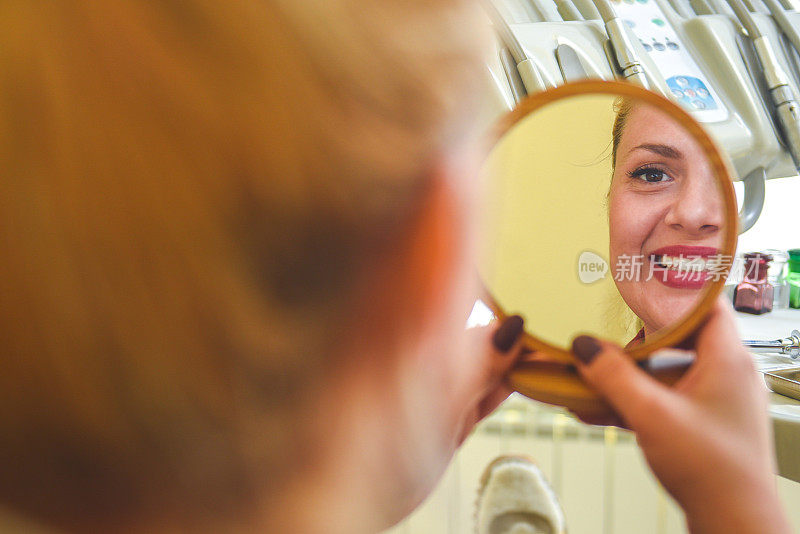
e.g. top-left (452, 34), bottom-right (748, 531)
top-left (628, 143), bottom-right (683, 159)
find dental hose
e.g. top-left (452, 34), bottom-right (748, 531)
top-left (727, 0), bottom-right (800, 172)
top-left (762, 0), bottom-right (800, 64)
top-left (555, 0), bottom-right (584, 21)
top-left (690, 0), bottom-right (717, 15)
top-left (482, 0), bottom-right (528, 63)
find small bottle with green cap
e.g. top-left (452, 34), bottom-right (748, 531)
top-left (789, 249), bottom-right (800, 309)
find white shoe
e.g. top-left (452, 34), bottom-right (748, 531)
top-left (475, 456), bottom-right (566, 534)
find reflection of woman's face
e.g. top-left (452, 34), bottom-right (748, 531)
top-left (609, 104), bottom-right (724, 335)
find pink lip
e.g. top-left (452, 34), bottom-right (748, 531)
top-left (648, 245), bottom-right (719, 258)
top-left (656, 267), bottom-right (710, 289)
top-left (647, 245), bottom-right (719, 290)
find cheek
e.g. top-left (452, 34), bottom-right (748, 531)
top-left (609, 190), bottom-right (665, 258)
top-left (609, 193), bottom-right (643, 258)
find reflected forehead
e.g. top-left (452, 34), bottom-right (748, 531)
top-left (619, 104), bottom-right (694, 161)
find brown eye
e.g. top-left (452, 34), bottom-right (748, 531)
top-left (628, 166), bottom-right (673, 183)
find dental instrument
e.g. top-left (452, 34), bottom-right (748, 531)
top-left (743, 329), bottom-right (800, 357)
top-left (591, 0), bottom-right (651, 87)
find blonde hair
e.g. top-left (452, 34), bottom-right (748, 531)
top-left (0, 0), bottom-right (489, 524)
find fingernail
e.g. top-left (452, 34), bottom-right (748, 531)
top-left (492, 315), bottom-right (524, 352)
top-left (572, 335), bottom-right (602, 365)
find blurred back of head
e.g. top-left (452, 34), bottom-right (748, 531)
top-left (0, 0), bottom-right (488, 527)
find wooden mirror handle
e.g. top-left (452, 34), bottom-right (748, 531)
top-left (508, 354), bottom-right (694, 418)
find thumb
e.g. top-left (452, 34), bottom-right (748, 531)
top-left (571, 335), bottom-right (677, 431)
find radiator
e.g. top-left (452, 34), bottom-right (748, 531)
top-left (387, 394), bottom-right (687, 534)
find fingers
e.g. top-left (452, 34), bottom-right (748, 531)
top-left (460, 315), bottom-right (525, 399)
top-left (455, 383), bottom-right (515, 446)
top-left (474, 382), bottom-right (515, 422)
top-left (674, 298), bottom-right (751, 393)
top-left (571, 409), bottom-right (629, 429)
top-left (453, 315), bottom-right (526, 443)
top-left (673, 298), bottom-right (759, 403)
top-left (571, 335), bottom-right (675, 431)
top-left (694, 298), bottom-right (748, 370)
top-left (488, 314), bottom-right (526, 378)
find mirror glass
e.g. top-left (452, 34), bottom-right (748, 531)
top-left (479, 84), bottom-right (735, 354)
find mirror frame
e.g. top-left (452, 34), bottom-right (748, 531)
top-left (480, 80), bottom-right (738, 363)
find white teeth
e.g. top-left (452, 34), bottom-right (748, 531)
top-left (652, 254), bottom-right (719, 271)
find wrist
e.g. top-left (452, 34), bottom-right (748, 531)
top-left (686, 504), bottom-right (791, 534)
top-left (681, 478), bottom-right (791, 534)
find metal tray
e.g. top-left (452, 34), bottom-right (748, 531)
top-left (765, 368), bottom-right (800, 402)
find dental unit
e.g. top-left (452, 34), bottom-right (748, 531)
top-left (484, 0), bottom-right (800, 231)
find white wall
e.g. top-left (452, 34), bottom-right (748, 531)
top-left (735, 176), bottom-right (800, 254)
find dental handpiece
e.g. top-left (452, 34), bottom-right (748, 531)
top-left (592, 0), bottom-right (650, 87)
top-left (606, 18), bottom-right (650, 87)
top-left (754, 35), bottom-right (800, 172)
top-left (742, 329), bottom-right (800, 358)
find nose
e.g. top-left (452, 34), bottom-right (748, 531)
top-left (663, 171), bottom-right (724, 237)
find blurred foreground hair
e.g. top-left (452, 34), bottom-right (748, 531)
top-left (0, 0), bottom-right (488, 526)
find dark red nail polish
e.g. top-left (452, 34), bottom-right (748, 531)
top-left (492, 315), bottom-right (524, 352)
top-left (572, 335), bottom-right (602, 365)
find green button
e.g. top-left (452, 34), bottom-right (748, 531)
top-left (637, 0), bottom-right (648, 3)
top-left (652, 17), bottom-right (666, 26)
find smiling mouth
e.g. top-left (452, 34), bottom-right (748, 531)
top-left (647, 246), bottom-right (721, 289)
top-left (649, 254), bottom-right (722, 272)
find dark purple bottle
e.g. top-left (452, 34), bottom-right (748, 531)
top-left (734, 253), bottom-right (774, 315)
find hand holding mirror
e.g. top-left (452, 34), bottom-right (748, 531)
top-left (479, 81), bottom-right (738, 417)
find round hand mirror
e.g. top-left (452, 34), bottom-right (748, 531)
top-left (479, 81), bottom-right (738, 416)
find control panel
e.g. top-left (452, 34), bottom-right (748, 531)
top-left (612, 0), bottom-right (730, 122)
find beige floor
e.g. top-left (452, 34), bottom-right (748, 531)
top-left (386, 395), bottom-right (800, 534)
